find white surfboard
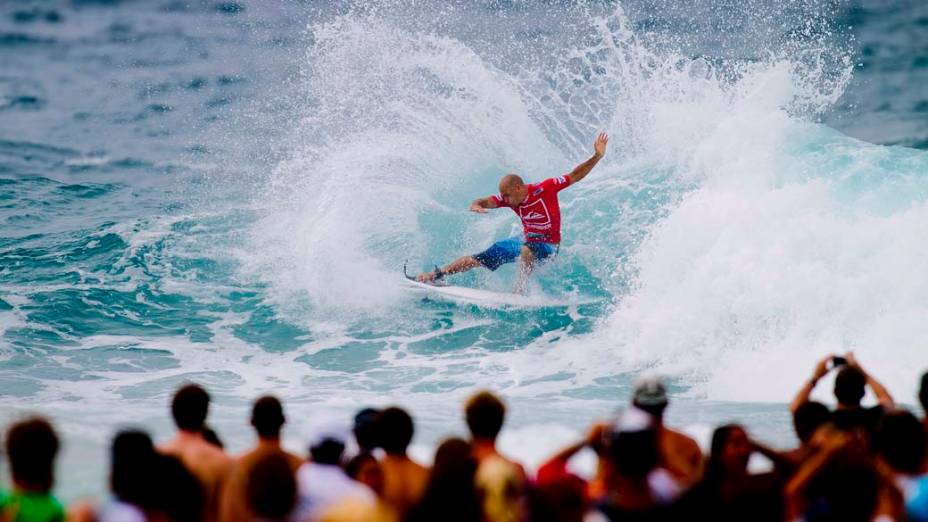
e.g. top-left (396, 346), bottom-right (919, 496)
top-left (403, 278), bottom-right (600, 309)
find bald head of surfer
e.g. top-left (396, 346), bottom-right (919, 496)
top-left (414, 132), bottom-right (609, 292)
top-left (498, 174), bottom-right (528, 207)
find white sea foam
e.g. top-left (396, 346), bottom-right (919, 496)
top-left (595, 73), bottom-right (928, 403)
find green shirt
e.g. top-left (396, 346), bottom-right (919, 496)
top-left (0, 490), bottom-right (65, 522)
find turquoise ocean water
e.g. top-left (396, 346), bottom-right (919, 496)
top-left (1, 0), bottom-right (928, 500)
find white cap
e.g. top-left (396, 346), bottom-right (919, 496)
top-left (303, 414), bottom-right (350, 449)
top-left (632, 375), bottom-right (668, 407)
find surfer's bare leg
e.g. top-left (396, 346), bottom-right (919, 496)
top-left (417, 255), bottom-right (482, 283)
top-left (514, 246), bottom-right (536, 294)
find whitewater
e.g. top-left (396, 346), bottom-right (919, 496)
top-left (1, 0), bottom-right (927, 500)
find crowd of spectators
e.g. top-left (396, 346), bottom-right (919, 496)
top-left (2, 353), bottom-right (928, 521)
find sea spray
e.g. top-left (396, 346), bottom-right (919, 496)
top-left (267, 3), bottom-right (921, 406)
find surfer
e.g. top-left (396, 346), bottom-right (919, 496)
top-left (416, 132), bottom-right (609, 292)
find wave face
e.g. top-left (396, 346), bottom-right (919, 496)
top-left (2, 0), bottom-right (928, 501)
top-left (245, 1), bottom-right (914, 404)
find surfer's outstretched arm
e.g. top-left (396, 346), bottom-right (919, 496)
top-left (469, 196), bottom-right (499, 213)
top-left (566, 132), bottom-right (609, 185)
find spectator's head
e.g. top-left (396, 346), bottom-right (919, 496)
top-left (110, 430), bottom-right (158, 507)
top-left (709, 424), bottom-right (751, 474)
top-left (246, 453), bottom-right (297, 521)
top-left (171, 383), bottom-right (210, 432)
top-left (378, 407), bottom-right (415, 456)
top-left (309, 438), bottom-right (344, 465)
top-left (605, 408), bottom-right (658, 479)
top-left (202, 425), bottom-right (224, 449)
top-left (632, 375), bottom-right (668, 418)
top-left (465, 391), bottom-right (506, 442)
top-left (153, 454), bottom-right (204, 522)
top-left (877, 410), bottom-right (926, 475)
top-left (432, 439), bottom-right (476, 480)
top-left (346, 453), bottom-right (384, 495)
top-left (793, 401), bottom-right (831, 444)
top-left (530, 474), bottom-right (586, 522)
top-left (412, 438), bottom-right (481, 521)
top-left (306, 417), bottom-right (348, 466)
top-left (353, 408), bottom-right (380, 453)
top-left (834, 366), bottom-right (866, 407)
top-left (5, 417), bottom-right (59, 492)
top-left (919, 371), bottom-right (928, 417)
top-left (252, 396), bottom-right (286, 440)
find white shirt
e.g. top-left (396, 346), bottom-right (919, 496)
top-left (648, 468), bottom-right (684, 504)
top-left (98, 500), bottom-right (147, 522)
top-left (295, 462), bottom-right (375, 520)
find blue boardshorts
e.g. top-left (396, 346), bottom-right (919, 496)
top-left (472, 236), bottom-right (558, 271)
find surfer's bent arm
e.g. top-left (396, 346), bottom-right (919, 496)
top-left (566, 131), bottom-right (609, 185)
top-left (469, 196), bottom-right (499, 214)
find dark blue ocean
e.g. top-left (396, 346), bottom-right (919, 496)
top-left (1, 0), bottom-right (927, 500)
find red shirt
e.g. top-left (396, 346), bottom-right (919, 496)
top-left (491, 176), bottom-right (571, 244)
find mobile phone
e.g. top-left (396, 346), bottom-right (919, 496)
top-left (831, 356), bottom-right (847, 368)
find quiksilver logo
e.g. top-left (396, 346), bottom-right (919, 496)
top-left (520, 199), bottom-right (551, 226)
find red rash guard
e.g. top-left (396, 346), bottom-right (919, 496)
top-left (491, 176), bottom-right (571, 244)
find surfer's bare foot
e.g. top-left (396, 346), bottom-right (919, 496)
top-left (416, 270), bottom-right (440, 283)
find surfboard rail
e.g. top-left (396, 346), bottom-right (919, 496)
top-left (402, 277), bottom-right (602, 309)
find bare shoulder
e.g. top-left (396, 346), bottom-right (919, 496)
top-left (487, 454), bottom-right (527, 480)
top-left (384, 457), bottom-right (428, 480)
top-left (158, 438), bottom-right (181, 456)
top-left (182, 439), bottom-right (234, 474)
top-left (203, 443), bottom-right (235, 468)
top-left (401, 457), bottom-right (429, 477)
top-left (664, 428), bottom-right (702, 452)
top-left (284, 450), bottom-right (305, 471)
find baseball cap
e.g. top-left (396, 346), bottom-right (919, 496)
top-left (632, 375), bottom-right (668, 407)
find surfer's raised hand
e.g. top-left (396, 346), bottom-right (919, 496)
top-left (565, 132), bottom-right (610, 185)
top-left (470, 196), bottom-right (498, 213)
top-left (593, 131), bottom-right (609, 158)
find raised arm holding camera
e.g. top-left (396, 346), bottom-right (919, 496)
top-left (791, 353), bottom-right (894, 437)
